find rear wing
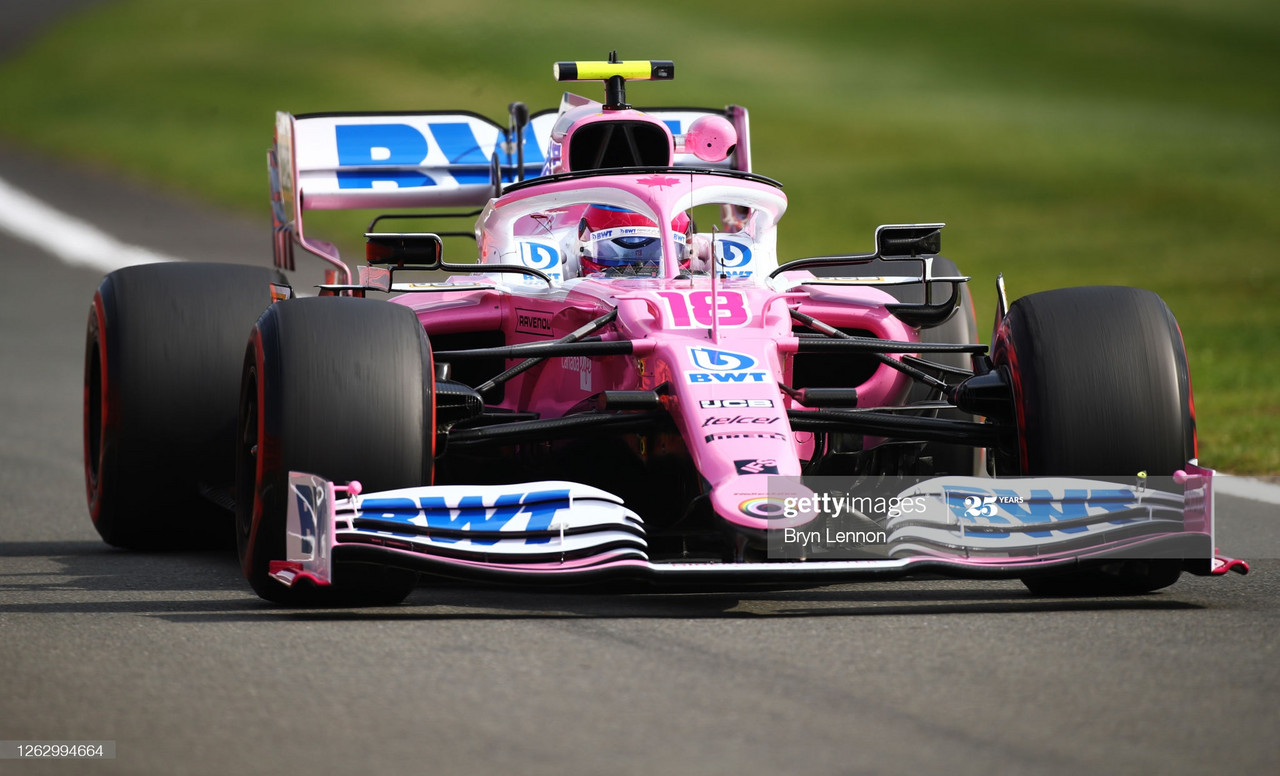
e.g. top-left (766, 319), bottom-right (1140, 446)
top-left (269, 110), bottom-right (549, 281)
top-left (280, 111), bottom-right (548, 210)
top-left (636, 106), bottom-right (752, 171)
top-left (269, 104), bottom-right (752, 281)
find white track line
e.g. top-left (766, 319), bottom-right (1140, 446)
top-left (0, 174), bottom-right (182, 272)
top-left (1, 175), bottom-right (1278, 501)
top-left (1216, 475), bottom-right (1280, 506)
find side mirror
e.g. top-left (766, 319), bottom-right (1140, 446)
top-left (683, 114), bottom-right (737, 163)
top-left (874, 223), bottom-right (943, 258)
top-left (362, 231), bottom-right (554, 287)
top-left (365, 232), bottom-right (443, 267)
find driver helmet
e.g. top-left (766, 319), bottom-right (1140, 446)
top-left (577, 205), bottom-right (691, 274)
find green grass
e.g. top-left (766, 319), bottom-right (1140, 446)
top-left (1, 0), bottom-right (1277, 472)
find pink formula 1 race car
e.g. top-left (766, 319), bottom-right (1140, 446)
top-left (84, 55), bottom-right (1247, 604)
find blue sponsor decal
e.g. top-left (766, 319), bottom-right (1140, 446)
top-left (336, 124), bottom-right (430, 165)
top-left (429, 122), bottom-right (491, 165)
top-left (687, 347), bottom-right (768, 384)
top-left (429, 123), bottom-right (491, 185)
top-left (360, 489), bottom-right (571, 545)
top-left (716, 239), bottom-right (752, 269)
top-left (337, 169), bottom-right (436, 189)
top-left (519, 241), bottom-right (560, 270)
top-left (335, 121), bottom-right (545, 189)
top-left (689, 372), bottom-right (769, 383)
top-left (336, 124), bottom-right (435, 190)
top-left (943, 486), bottom-right (1137, 538)
top-left (690, 348), bottom-right (755, 371)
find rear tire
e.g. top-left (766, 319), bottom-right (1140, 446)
top-left (992, 286), bottom-right (1196, 595)
top-left (235, 297), bottom-right (433, 605)
top-left (84, 262), bottom-right (285, 549)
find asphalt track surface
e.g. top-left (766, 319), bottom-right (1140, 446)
top-left (2, 6), bottom-right (1278, 775)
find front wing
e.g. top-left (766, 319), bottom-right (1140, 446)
top-left (267, 465), bottom-right (1247, 590)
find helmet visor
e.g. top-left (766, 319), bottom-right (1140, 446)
top-left (586, 226), bottom-right (685, 267)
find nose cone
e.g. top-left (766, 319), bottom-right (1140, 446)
top-left (666, 341), bottom-right (818, 538)
top-left (710, 474), bottom-right (820, 541)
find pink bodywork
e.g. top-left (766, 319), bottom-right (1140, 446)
top-left (262, 89), bottom-right (1244, 591)
top-left (388, 171), bottom-right (919, 533)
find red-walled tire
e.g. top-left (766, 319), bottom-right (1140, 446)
top-left (992, 286), bottom-right (1196, 595)
top-left (84, 262), bottom-right (285, 549)
top-left (235, 297), bottom-right (433, 606)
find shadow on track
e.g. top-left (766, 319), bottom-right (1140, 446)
top-left (1, 540), bottom-right (1205, 621)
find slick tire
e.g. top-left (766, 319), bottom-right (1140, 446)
top-left (84, 262), bottom-right (286, 549)
top-left (992, 286), bottom-right (1196, 595)
top-left (236, 297), bottom-right (433, 606)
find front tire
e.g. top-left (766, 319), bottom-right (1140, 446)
top-left (992, 286), bottom-right (1196, 595)
top-left (84, 262), bottom-right (285, 549)
top-left (235, 297), bottom-right (433, 605)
